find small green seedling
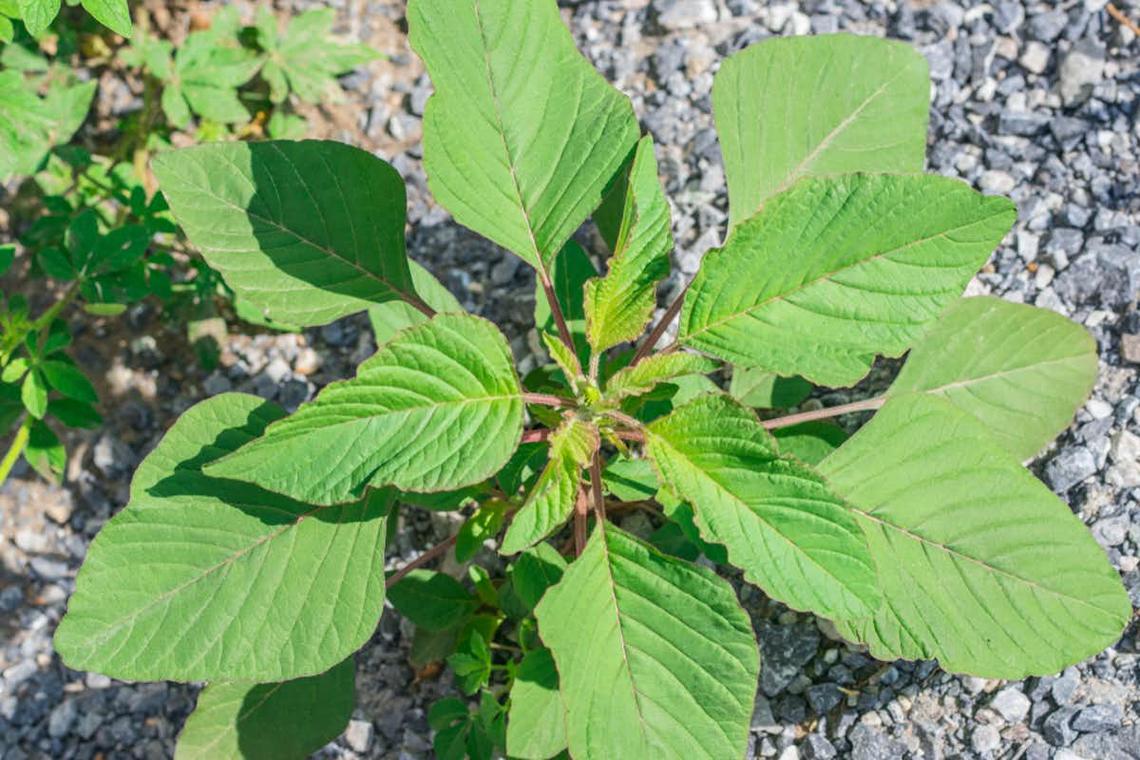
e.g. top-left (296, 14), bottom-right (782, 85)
top-left (56, 3), bottom-right (1130, 759)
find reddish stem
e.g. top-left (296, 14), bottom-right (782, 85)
top-left (520, 428), bottom-right (553, 444)
top-left (762, 397), bottom-right (885, 430)
top-left (538, 269), bottom-right (582, 374)
top-left (522, 392), bottom-right (577, 408)
top-left (630, 281), bottom-right (690, 366)
top-left (573, 487), bottom-right (588, 556)
top-left (589, 449), bottom-right (606, 523)
top-left (385, 534), bottom-right (457, 589)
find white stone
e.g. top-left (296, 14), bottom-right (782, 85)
top-left (344, 719), bottom-right (374, 753)
top-left (1107, 430), bottom-right (1140, 488)
top-left (1086, 398), bottom-right (1114, 420)
top-left (1019, 41), bottom-right (1050, 74)
top-left (990, 687), bottom-right (1031, 723)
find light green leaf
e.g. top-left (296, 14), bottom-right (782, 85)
top-left (0, 71), bottom-right (96, 180)
top-left (604, 352), bottom-right (719, 403)
top-left (0, 16), bottom-right (13, 43)
top-left (54, 394), bottom-right (390, 682)
top-left (601, 456), bottom-right (658, 502)
top-left (506, 648), bottom-right (567, 760)
top-left (39, 360), bottom-right (97, 403)
top-left (714, 34), bottom-right (930, 227)
top-left (888, 296), bottom-right (1098, 460)
top-left (772, 421), bottom-right (847, 466)
top-left (368, 261), bottom-right (463, 345)
top-left (207, 314), bottom-right (524, 505)
top-left (161, 84), bottom-right (192, 129)
top-left (17, 0), bottom-right (58, 37)
top-left (680, 174), bottom-right (1016, 387)
top-left (80, 0), bottom-right (131, 36)
top-left (585, 136), bottom-right (673, 352)
top-left (729, 367), bottom-right (811, 410)
top-left (646, 394), bottom-right (879, 619)
top-left (407, 0), bottom-right (639, 271)
top-left (153, 140), bottom-right (419, 328)
top-left (535, 240), bottom-right (596, 365)
top-left (175, 659), bottom-right (355, 760)
top-left (259, 8), bottom-right (380, 105)
top-left (388, 569), bottom-right (477, 631)
top-left (820, 394), bottom-right (1131, 678)
top-left (456, 500), bottom-right (508, 562)
top-left (501, 418), bottom-right (597, 554)
top-left (21, 369), bottom-right (47, 419)
top-left (535, 522), bottom-right (758, 760)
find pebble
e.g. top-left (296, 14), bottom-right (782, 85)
top-left (990, 686), bottom-right (1031, 723)
top-left (971, 724), bottom-right (1001, 753)
top-left (1045, 447), bottom-right (1099, 492)
top-left (1071, 703), bottom-right (1123, 733)
top-left (344, 718), bottom-right (374, 752)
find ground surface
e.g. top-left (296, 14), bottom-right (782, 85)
top-left (2, 0), bottom-right (1139, 758)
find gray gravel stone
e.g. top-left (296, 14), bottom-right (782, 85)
top-left (1071, 703), bottom-right (1124, 733)
top-left (990, 686), bottom-right (1031, 723)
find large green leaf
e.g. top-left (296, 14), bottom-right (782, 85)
top-left (388, 569), bottom-right (478, 631)
top-left (368, 261), bottom-right (464, 345)
top-left (407, 0), bottom-right (639, 271)
top-left (153, 140), bottom-right (419, 327)
top-left (54, 394), bottom-right (390, 682)
top-left (535, 523), bottom-right (758, 760)
top-left (820, 394), bottom-right (1130, 678)
top-left (887, 296), bottom-right (1097, 460)
top-left (206, 314), bottom-right (524, 506)
top-left (506, 648), bottom-right (567, 760)
top-left (680, 174), bottom-right (1016, 387)
top-left (500, 418), bottom-right (596, 554)
top-left (714, 34), bottom-right (929, 228)
top-left (175, 659), bottom-right (355, 760)
top-left (646, 394), bottom-right (878, 619)
top-left (585, 136), bottom-right (673, 352)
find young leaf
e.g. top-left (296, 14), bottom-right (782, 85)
top-left (170, 28), bottom-right (262, 125)
top-left (17, 0), bottom-right (58, 37)
top-left (407, 0), bottom-right (639, 271)
top-left (54, 394), bottom-right (391, 682)
top-left (388, 569), bottom-right (479, 631)
top-left (206, 314), bottom-right (524, 505)
top-left (887, 296), bottom-right (1098, 460)
top-left (819, 394), bottom-right (1131, 678)
top-left (174, 659), bottom-right (355, 760)
top-left (535, 523), bottom-right (758, 760)
top-left (772, 421), bottom-right (848, 466)
top-left (646, 394), bottom-right (879, 619)
top-left (728, 367), bottom-right (811, 410)
top-left (501, 418), bottom-right (597, 554)
top-left (448, 629), bottom-right (493, 694)
top-left (535, 241), bottom-right (597, 364)
top-left (153, 140), bottom-right (419, 327)
top-left (21, 369), bottom-right (47, 419)
top-left (679, 174), bottom-right (1016, 387)
top-left (585, 136), bottom-right (673, 352)
top-left (506, 648), bottom-right (567, 760)
top-left (368, 261), bottom-right (463, 345)
top-left (714, 34), bottom-right (930, 227)
top-left (0, 71), bottom-right (96, 180)
top-left (80, 0), bottom-right (131, 36)
top-left (603, 351), bottom-right (719, 402)
top-left (256, 7), bottom-right (380, 104)
top-left (39, 360), bottom-right (97, 404)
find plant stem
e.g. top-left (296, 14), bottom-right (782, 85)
top-left (573, 487), bottom-right (588, 556)
top-left (604, 409), bottom-right (643, 432)
top-left (762, 396), bottom-right (885, 430)
top-left (30, 283), bottom-right (81, 335)
top-left (520, 428), bottom-right (553, 444)
top-left (404, 291), bottom-right (437, 319)
top-left (630, 281), bottom-right (690, 366)
top-left (1107, 3), bottom-right (1140, 35)
top-left (538, 269), bottom-right (582, 374)
top-left (522, 392), bottom-right (577, 408)
top-left (589, 449), bottom-right (605, 522)
top-left (385, 534), bottom-right (458, 589)
top-left (0, 417), bottom-right (32, 485)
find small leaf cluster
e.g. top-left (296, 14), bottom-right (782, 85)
top-left (55, 3), bottom-right (1131, 760)
top-left (0, 0), bottom-right (130, 42)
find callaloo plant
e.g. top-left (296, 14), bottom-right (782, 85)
top-left (56, 3), bottom-right (1130, 758)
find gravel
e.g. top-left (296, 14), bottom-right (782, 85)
top-left (1, 0), bottom-right (1138, 758)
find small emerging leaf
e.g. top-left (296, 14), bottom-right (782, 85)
top-left (604, 351), bottom-right (719, 402)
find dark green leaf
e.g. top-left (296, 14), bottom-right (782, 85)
top-left (388, 569), bottom-right (477, 631)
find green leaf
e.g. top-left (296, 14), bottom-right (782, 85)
top-left (21, 369), bottom-right (47, 419)
top-left (258, 8), bottom-right (380, 104)
top-left (429, 699), bottom-right (475, 760)
top-left (25, 419), bottom-right (64, 480)
top-left (507, 648), bottom-right (567, 760)
top-left (368, 261), bottom-right (463, 346)
top-left (535, 241), bottom-right (596, 365)
top-left (173, 31), bottom-right (261, 124)
top-left (39, 360), bottom-right (97, 403)
top-left (679, 174), bottom-right (1016, 387)
top-left (80, 0), bottom-right (131, 36)
top-left (501, 418), bottom-right (597, 555)
top-left (601, 457), bottom-right (658, 502)
top-left (162, 84), bottom-right (192, 129)
top-left (448, 629), bottom-right (492, 694)
top-left (535, 523), bottom-right (758, 759)
top-left (206, 314), bottom-right (524, 505)
top-left (47, 397), bottom-right (102, 429)
top-left (714, 34), bottom-right (930, 228)
top-left (456, 500), bottom-right (508, 562)
top-left (0, 71), bottom-right (96, 180)
top-left (54, 394), bottom-right (390, 682)
top-left (603, 352), bottom-right (719, 403)
top-left (509, 543), bottom-right (567, 612)
top-left (2, 357), bottom-right (28, 383)
top-left (17, 0), bottom-right (58, 37)
top-left (657, 490), bottom-right (728, 565)
top-left (388, 569), bottom-right (477, 631)
top-left (646, 394), bottom-right (879, 619)
top-left (0, 245), bottom-right (14, 275)
top-left (0, 16), bottom-right (12, 43)
top-left (407, 0), bottom-right (639, 271)
top-left (585, 136), bottom-right (672, 352)
top-left (772, 421), bottom-right (847, 466)
top-left (887, 296), bottom-right (1098, 460)
top-left (175, 659), bottom-right (355, 760)
top-left (729, 367), bottom-right (811, 410)
top-left (819, 394), bottom-right (1131, 678)
top-left (154, 140), bottom-right (419, 328)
